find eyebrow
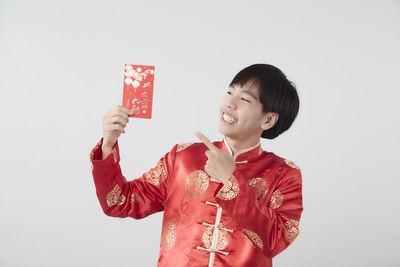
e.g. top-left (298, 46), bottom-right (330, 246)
top-left (229, 86), bottom-right (259, 101)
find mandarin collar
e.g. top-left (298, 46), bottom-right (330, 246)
top-left (219, 136), bottom-right (263, 163)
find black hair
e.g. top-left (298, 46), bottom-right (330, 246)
top-left (229, 64), bottom-right (300, 139)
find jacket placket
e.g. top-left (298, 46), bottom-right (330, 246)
top-left (196, 201), bottom-right (233, 266)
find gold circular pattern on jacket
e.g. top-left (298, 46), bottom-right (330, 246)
top-left (161, 222), bottom-right (177, 251)
top-left (215, 175), bottom-right (239, 200)
top-left (112, 149), bottom-right (118, 163)
top-left (185, 170), bottom-right (209, 198)
top-left (243, 228), bottom-right (264, 250)
top-left (202, 226), bottom-right (230, 250)
top-left (144, 159), bottom-right (168, 186)
top-left (130, 192), bottom-right (144, 203)
top-left (269, 189), bottom-right (283, 209)
top-left (284, 219), bottom-right (299, 243)
top-left (89, 139), bottom-right (102, 161)
top-left (106, 184), bottom-right (126, 208)
top-left (176, 143), bottom-right (194, 152)
top-left (284, 159), bottom-right (300, 169)
top-left (247, 178), bottom-right (269, 202)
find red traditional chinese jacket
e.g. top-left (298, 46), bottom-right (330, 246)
top-left (89, 136), bottom-right (303, 267)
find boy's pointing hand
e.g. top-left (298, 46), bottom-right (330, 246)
top-left (195, 131), bottom-right (236, 184)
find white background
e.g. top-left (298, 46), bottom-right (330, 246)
top-left (1, 0), bottom-right (399, 266)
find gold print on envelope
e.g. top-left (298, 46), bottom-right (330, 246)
top-left (269, 189), bottom-right (283, 209)
top-left (144, 159), bottom-right (168, 186)
top-left (243, 228), bottom-right (264, 250)
top-left (185, 170), bottom-right (209, 198)
top-left (247, 178), bottom-right (269, 202)
top-left (284, 219), bottom-right (299, 243)
top-left (106, 184), bottom-right (126, 207)
top-left (202, 225), bottom-right (230, 250)
top-left (215, 175), bottom-right (239, 200)
top-left (176, 143), bottom-right (194, 152)
top-left (284, 158), bottom-right (300, 170)
top-left (161, 222), bottom-right (176, 251)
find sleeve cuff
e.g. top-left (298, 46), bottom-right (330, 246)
top-left (89, 138), bottom-right (120, 169)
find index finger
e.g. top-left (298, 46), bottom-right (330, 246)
top-left (195, 131), bottom-right (217, 151)
top-left (118, 105), bottom-right (134, 115)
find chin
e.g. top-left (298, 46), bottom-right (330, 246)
top-left (217, 124), bottom-right (228, 136)
top-left (218, 125), bottom-right (234, 138)
top-left (217, 124), bottom-right (224, 135)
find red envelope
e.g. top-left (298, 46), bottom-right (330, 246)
top-left (122, 64), bottom-right (155, 119)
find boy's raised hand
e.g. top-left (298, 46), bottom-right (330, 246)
top-left (195, 131), bottom-right (236, 184)
top-left (102, 105), bottom-right (133, 151)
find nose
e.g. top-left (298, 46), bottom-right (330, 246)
top-left (225, 95), bottom-right (237, 110)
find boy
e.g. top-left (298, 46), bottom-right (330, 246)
top-left (89, 64), bottom-right (303, 267)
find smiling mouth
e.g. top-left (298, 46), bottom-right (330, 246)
top-left (222, 112), bottom-right (238, 124)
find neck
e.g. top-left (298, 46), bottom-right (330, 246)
top-left (224, 135), bottom-right (260, 156)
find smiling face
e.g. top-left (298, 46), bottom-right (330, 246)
top-left (218, 81), bottom-right (278, 142)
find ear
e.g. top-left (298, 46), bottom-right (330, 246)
top-left (261, 112), bottom-right (279, 130)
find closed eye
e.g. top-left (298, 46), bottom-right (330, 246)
top-left (227, 90), bottom-right (251, 102)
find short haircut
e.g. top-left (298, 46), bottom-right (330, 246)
top-left (229, 64), bottom-right (300, 139)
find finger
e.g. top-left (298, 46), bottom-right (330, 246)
top-left (106, 124), bottom-right (124, 134)
top-left (110, 113), bottom-right (129, 124)
top-left (117, 105), bottom-right (134, 116)
top-left (204, 163), bottom-right (210, 174)
top-left (105, 107), bottom-right (130, 121)
top-left (112, 111), bottom-right (129, 121)
top-left (205, 150), bottom-right (210, 158)
top-left (110, 116), bottom-right (128, 127)
top-left (195, 131), bottom-right (217, 151)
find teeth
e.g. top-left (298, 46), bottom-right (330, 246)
top-left (223, 113), bottom-right (238, 123)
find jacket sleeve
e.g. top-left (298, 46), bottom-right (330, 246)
top-left (213, 163), bottom-right (303, 258)
top-left (89, 137), bottom-right (177, 219)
